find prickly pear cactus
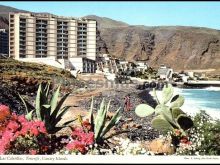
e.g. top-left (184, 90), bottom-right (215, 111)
top-left (135, 104), bottom-right (155, 117)
top-left (135, 84), bottom-right (193, 133)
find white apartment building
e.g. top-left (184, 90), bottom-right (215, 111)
top-left (8, 12), bottom-right (97, 73)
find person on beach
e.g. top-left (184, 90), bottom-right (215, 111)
top-left (124, 94), bottom-right (132, 112)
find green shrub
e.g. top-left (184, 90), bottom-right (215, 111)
top-left (192, 111), bottom-right (220, 155)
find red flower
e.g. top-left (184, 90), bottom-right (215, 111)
top-left (66, 126), bottom-right (94, 154)
top-left (30, 127), bottom-right (39, 136)
top-left (7, 121), bottom-right (19, 132)
top-left (41, 145), bottom-right (49, 152)
top-left (0, 130), bottom-right (14, 154)
top-left (17, 115), bottom-right (27, 124)
top-left (66, 140), bottom-right (86, 154)
top-left (29, 149), bottom-right (37, 155)
top-left (82, 119), bottom-right (92, 131)
top-left (0, 105), bottom-right (10, 121)
top-left (174, 129), bottom-right (181, 136)
top-left (180, 136), bottom-right (189, 144)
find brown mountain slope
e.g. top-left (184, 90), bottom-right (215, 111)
top-left (85, 15), bottom-right (220, 71)
top-left (0, 5), bottom-right (28, 28)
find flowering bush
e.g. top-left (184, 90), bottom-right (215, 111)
top-left (170, 129), bottom-right (192, 147)
top-left (0, 115), bottom-right (48, 154)
top-left (65, 119), bottom-right (94, 154)
top-left (0, 104), bottom-right (52, 154)
top-left (176, 111), bottom-right (220, 155)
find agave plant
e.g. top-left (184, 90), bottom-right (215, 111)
top-left (135, 84), bottom-right (193, 136)
top-left (19, 83), bottom-right (75, 134)
top-left (89, 97), bottom-right (122, 144)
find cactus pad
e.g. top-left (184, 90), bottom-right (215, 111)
top-left (135, 104), bottom-right (155, 117)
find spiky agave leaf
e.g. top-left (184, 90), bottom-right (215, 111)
top-left (44, 82), bottom-right (51, 98)
top-left (100, 107), bottom-right (121, 138)
top-left (35, 84), bottom-right (43, 120)
top-left (18, 93), bottom-right (29, 114)
top-left (94, 99), bottom-right (108, 141)
top-left (51, 106), bottom-right (72, 127)
top-left (25, 110), bottom-right (34, 121)
top-left (50, 92), bottom-right (70, 118)
top-left (50, 85), bottom-right (61, 114)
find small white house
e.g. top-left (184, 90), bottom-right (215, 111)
top-left (135, 61), bottom-right (148, 73)
top-left (157, 65), bottom-right (173, 81)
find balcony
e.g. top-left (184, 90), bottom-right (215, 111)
top-left (19, 43), bottom-right (26, 46)
top-left (36, 45), bottom-right (47, 48)
top-left (36, 30), bottom-right (47, 33)
top-left (57, 24), bottom-right (68, 27)
top-left (77, 29), bottom-right (87, 32)
top-left (19, 50), bottom-right (26, 53)
top-left (57, 36), bottom-right (68, 40)
top-left (36, 21), bottom-right (47, 25)
top-left (19, 38), bottom-right (26, 42)
top-left (19, 48), bottom-right (26, 51)
top-left (57, 40), bottom-right (68, 43)
top-left (36, 35), bottom-right (47, 38)
top-left (57, 45), bottom-right (68, 48)
top-left (20, 22), bottom-right (26, 26)
top-left (77, 38), bottom-right (87, 41)
top-left (77, 43), bottom-right (87, 46)
top-left (57, 32), bottom-right (68, 35)
top-left (19, 28), bottom-right (26, 32)
top-left (36, 55), bottom-right (47, 58)
top-left (37, 27), bottom-right (47, 30)
top-left (19, 33), bottom-right (26, 37)
top-left (19, 55), bottom-right (26, 58)
top-left (77, 33), bottom-right (87, 36)
top-left (36, 51), bottom-right (47, 54)
top-left (36, 40), bottom-right (47, 43)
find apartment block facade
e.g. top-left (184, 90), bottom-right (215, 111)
top-left (0, 29), bottom-right (8, 56)
top-left (9, 12), bottom-right (97, 73)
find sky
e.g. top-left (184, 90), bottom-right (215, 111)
top-left (1, 1), bottom-right (220, 30)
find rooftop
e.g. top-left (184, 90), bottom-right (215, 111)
top-left (9, 12), bottom-right (96, 22)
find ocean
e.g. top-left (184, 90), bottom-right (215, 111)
top-left (174, 87), bottom-right (220, 119)
top-left (150, 87), bottom-right (220, 119)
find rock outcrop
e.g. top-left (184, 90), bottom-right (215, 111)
top-left (86, 15), bottom-right (220, 71)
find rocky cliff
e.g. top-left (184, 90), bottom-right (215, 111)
top-left (85, 15), bottom-right (220, 71)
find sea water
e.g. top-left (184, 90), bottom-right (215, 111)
top-left (150, 87), bottom-right (220, 119)
top-left (174, 87), bottom-right (220, 119)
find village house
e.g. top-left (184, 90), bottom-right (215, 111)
top-left (157, 64), bottom-right (173, 81)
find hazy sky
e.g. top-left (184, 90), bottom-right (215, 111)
top-left (1, 1), bottom-right (220, 30)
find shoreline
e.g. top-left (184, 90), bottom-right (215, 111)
top-left (149, 87), bottom-right (220, 120)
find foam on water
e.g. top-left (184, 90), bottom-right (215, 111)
top-left (205, 86), bottom-right (220, 91)
top-left (150, 87), bottom-right (220, 120)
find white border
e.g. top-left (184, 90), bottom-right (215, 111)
top-left (0, 155), bottom-right (220, 164)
